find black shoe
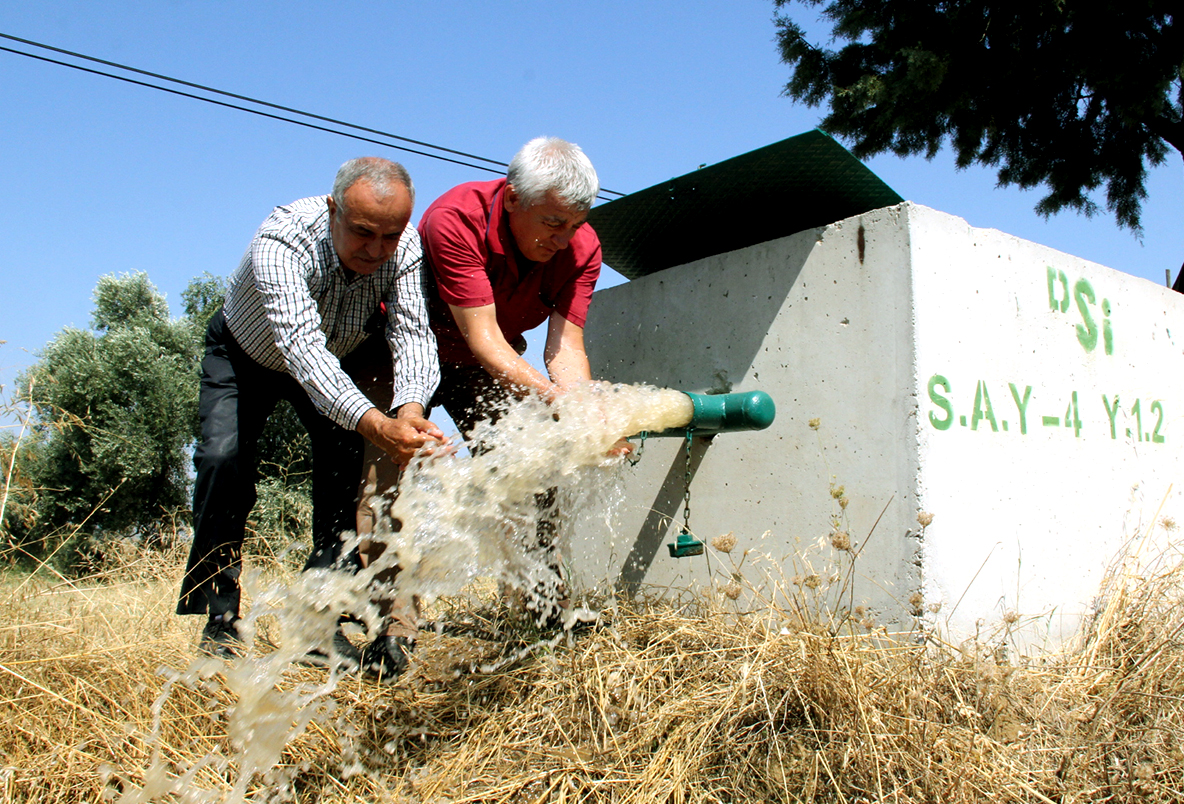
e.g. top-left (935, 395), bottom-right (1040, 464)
top-left (302, 627), bottom-right (362, 672)
top-left (361, 635), bottom-right (414, 681)
top-left (199, 613), bottom-right (242, 659)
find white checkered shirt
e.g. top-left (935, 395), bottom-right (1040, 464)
top-left (222, 195), bottom-right (440, 430)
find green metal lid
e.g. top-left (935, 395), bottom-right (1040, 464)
top-left (587, 130), bottom-right (903, 280)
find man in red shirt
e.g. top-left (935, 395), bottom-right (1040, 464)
top-left (420, 137), bottom-right (602, 407)
top-left (413, 137), bottom-right (626, 637)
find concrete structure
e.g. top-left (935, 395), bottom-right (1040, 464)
top-left (571, 194), bottom-right (1184, 649)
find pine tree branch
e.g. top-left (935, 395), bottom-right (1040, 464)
top-left (1148, 114), bottom-right (1184, 156)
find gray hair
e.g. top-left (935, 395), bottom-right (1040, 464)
top-left (331, 157), bottom-right (415, 214)
top-left (506, 137), bottom-right (599, 211)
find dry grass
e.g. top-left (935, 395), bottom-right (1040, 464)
top-left (1, 536), bottom-right (1182, 804)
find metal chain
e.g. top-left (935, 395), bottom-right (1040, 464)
top-left (625, 431), bottom-right (647, 466)
top-left (682, 430), bottom-right (693, 532)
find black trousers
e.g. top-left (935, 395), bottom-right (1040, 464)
top-left (176, 309), bottom-right (368, 617)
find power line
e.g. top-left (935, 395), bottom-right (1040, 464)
top-left (0, 44), bottom-right (507, 175)
top-left (0, 32), bottom-right (507, 169)
top-left (0, 32), bottom-right (625, 200)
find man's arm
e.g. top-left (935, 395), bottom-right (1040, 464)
top-left (544, 310), bottom-right (632, 456)
top-left (362, 228), bottom-right (445, 464)
top-left (386, 227), bottom-right (441, 412)
top-left (249, 225), bottom-right (375, 430)
top-left (422, 198), bottom-right (552, 396)
top-left (542, 310), bottom-right (591, 388)
top-left (448, 303), bottom-right (557, 399)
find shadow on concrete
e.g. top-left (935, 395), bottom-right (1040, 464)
top-left (589, 235), bottom-right (818, 591)
top-left (614, 435), bottom-right (710, 595)
top-left (588, 232), bottom-right (817, 394)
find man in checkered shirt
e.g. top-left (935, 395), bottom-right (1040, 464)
top-left (176, 157), bottom-right (445, 662)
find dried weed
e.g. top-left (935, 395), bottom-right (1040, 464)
top-left (0, 537), bottom-right (1181, 803)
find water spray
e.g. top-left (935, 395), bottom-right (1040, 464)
top-left (127, 382), bottom-right (776, 802)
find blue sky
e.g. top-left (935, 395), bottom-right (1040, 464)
top-left (2, 1), bottom-right (1181, 423)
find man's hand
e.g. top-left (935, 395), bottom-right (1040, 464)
top-left (607, 437), bottom-right (634, 457)
top-left (357, 406), bottom-right (448, 465)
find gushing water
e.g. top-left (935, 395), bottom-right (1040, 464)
top-left (372, 382), bottom-right (694, 603)
top-left (121, 382), bottom-right (693, 803)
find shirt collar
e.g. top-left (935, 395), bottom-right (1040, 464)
top-left (321, 200), bottom-right (350, 279)
top-left (487, 181), bottom-right (523, 280)
top-left (486, 181), bottom-right (509, 259)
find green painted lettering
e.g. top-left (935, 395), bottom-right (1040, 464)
top-left (927, 375), bottom-right (953, 431)
top-left (1064, 391), bottom-right (1082, 437)
top-left (1047, 267), bottom-right (1070, 313)
top-left (1074, 279), bottom-right (1098, 352)
top-left (1133, 399), bottom-right (1143, 441)
top-left (971, 381), bottom-right (999, 432)
top-left (1009, 383), bottom-right (1031, 435)
top-left (1102, 298), bottom-right (1113, 355)
top-left (1151, 400), bottom-right (1166, 443)
top-left (1103, 394), bottom-right (1120, 439)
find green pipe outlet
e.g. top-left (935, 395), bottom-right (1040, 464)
top-left (655, 390), bottom-right (776, 437)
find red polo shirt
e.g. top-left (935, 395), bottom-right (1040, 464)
top-left (418, 178), bottom-right (602, 365)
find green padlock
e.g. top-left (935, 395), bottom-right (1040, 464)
top-left (668, 528), bottom-right (705, 558)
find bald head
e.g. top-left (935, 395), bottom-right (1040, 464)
top-left (327, 159), bottom-right (414, 276)
top-left (331, 157), bottom-right (415, 215)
